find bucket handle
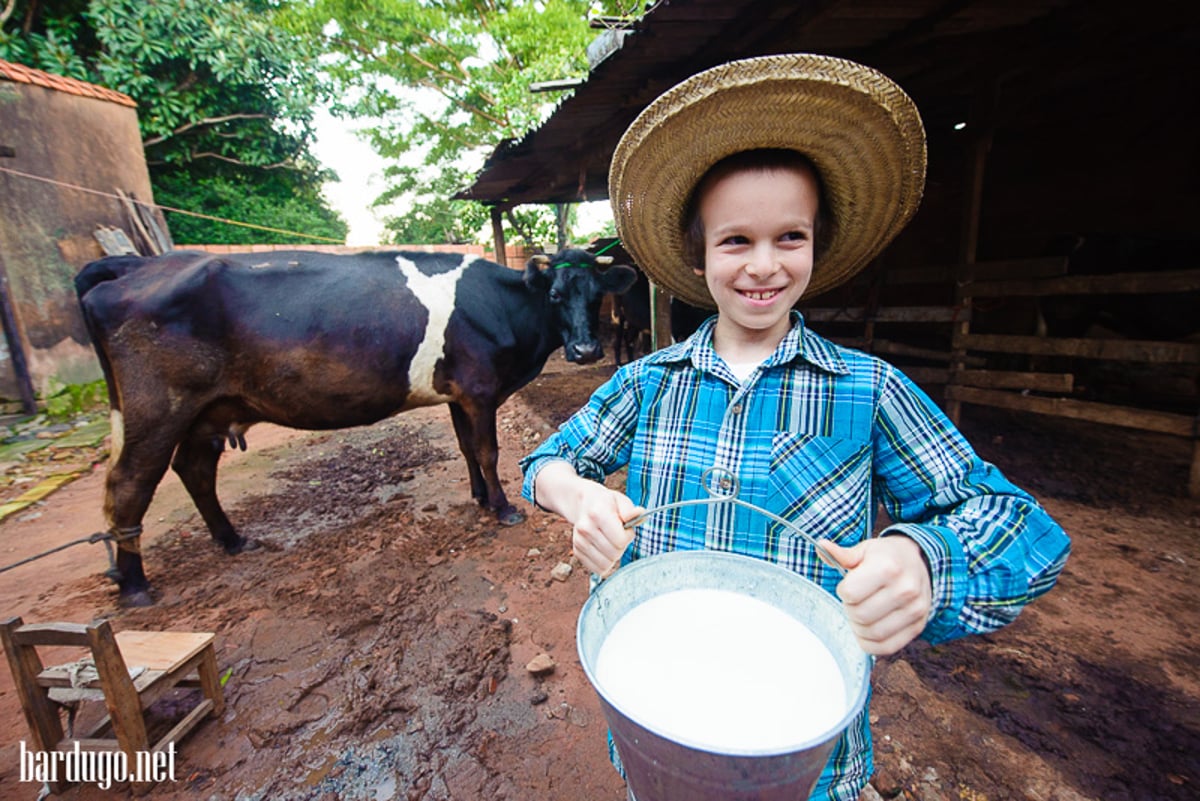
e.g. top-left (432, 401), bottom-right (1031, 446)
top-left (622, 467), bottom-right (846, 576)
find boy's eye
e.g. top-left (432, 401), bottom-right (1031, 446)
top-left (720, 235), bottom-right (748, 246)
top-left (781, 230), bottom-right (809, 243)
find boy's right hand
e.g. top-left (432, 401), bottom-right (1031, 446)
top-left (569, 481), bottom-right (642, 577)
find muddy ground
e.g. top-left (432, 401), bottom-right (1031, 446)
top-left (0, 351), bottom-right (1196, 801)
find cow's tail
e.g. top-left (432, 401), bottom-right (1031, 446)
top-left (74, 257), bottom-right (144, 413)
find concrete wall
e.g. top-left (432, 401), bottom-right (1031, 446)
top-left (0, 77), bottom-right (154, 402)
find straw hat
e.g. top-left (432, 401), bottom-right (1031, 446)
top-left (609, 53), bottom-right (927, 309)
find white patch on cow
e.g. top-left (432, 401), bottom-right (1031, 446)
top-left (109, 410), bottom-right (125, 465)
top-left (395, 254), bottom-right (473, 406)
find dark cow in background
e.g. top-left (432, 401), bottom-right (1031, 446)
top-left (75, 247), bottom-right (636, 606)
top-left (611, 265), bottom-right (712, 365)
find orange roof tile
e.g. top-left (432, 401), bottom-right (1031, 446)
top-left (0, 59), bottom-right (136, 108)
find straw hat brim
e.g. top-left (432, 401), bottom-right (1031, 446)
top-left (609, 54), bottom-right (927, 310)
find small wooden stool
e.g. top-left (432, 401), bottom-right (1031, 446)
top-left (1, 616), bottom-right (224, 793)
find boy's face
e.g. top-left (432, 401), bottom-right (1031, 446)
top-left (695, 164), bottom-right (818, 353)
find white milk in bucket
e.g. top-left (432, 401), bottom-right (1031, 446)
top-left (579, 551), bottom-right (871, 800)
top-left (594, 587), bottom-right (847, 752)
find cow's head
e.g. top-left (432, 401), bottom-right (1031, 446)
top-left (524, 248), bottom-right (637, 363)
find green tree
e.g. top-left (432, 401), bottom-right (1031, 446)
top-left (284, 0), bottom-right (629, 248)
top-left (1, 0), bottom-right (347, 244)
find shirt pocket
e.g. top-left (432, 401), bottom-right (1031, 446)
top-left (767, 432), bottom-right (871, 544)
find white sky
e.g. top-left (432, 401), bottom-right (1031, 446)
top-left (310, 107), bottom-right (614, 247)
top-left (309, 107), bottom-right (392, 246)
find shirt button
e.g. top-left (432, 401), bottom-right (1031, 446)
top-left (730, 404), bottom-right (743, 415)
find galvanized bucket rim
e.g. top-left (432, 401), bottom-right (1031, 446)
top-left (577, 549), bottom-right (872, 758)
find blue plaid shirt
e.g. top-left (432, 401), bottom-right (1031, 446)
top-left (520, 313), bottom-right (1070, 800)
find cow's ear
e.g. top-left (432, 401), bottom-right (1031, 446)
top-left (598, 264), bottom-right (638, 295)
top-left (523, 254), bottom-right (551, 290)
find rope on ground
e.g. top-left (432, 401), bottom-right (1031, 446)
top-left (0, 527), bottom-right (141, 577)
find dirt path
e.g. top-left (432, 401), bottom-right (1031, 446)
top-left (0, 353), bottom-right (1197, 801)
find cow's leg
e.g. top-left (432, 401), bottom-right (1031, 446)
top-left (447, 401), bottom-right (523, 526)
top-left (447, 402), bottom-right (488, 503)
top-left (103, 426), bottom-right (181, 607)
top-left (171, 431), bottom-right (251, 554)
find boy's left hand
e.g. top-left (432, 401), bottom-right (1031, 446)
top-left (821, 537), bottom-right (932, 656)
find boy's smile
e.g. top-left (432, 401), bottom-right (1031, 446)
top-left (696, 164), bottom-right (820, 362)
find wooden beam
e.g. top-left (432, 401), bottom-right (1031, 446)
top-left (871, 338), bottom-right (986, 366)
top-left (965, 269), bottom-right (1200, 298)
top-left (529, 79), bottom-right (584, 93)
top-left (886, 257), bottom-right (1068, 286)
top-left (900, 366), bottom-right (949, 385)
top-left (945, 385), bottom-right (1196, 439)
top-left (805, 306), bottom-right (964, 323)
top-left (954, 333), bottom-right (1200, 364)
top-left (957, 369), bottom-right (1074, 393)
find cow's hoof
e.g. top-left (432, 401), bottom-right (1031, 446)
top-left (225, 537), bottom-right (261, 555)
top-left (497, 507), bottom-right (525, 527)
top-left (118, 589), bottom-right (155, 608)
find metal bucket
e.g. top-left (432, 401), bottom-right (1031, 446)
top-left (577, 550), bottom-right (871, 801)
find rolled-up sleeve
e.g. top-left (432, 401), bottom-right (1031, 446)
top-left (872, 369), bottom-right (1071, 644)
top-left (520, 366), bottom-right (643, 509)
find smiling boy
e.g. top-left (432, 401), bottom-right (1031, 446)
top-left (520, 54), bottom-right (1070, 800)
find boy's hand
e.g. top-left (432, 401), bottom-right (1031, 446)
top-left (822, 537), bottom-right (932, 656)
top-left (570, 482), bottom-right (642, 577)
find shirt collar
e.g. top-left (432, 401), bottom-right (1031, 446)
top-left (642, 311), bottom-right (850, 376)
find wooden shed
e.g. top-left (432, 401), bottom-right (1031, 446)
top-left (0, 59), bottom-right (165, 411)
top-left (459, 0), bottom-right (1200, 494)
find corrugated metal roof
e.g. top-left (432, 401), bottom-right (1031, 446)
top-left (0, 59), bottom-right (136, 108)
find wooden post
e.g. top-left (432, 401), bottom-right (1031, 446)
top-left (946, 82), bottom-right (997, 424)
top-left (490, 206), bottom-right (507, 267)
top-left (1191, 433), bottom-right (1200, 500)
top-left (649, 283), bottom-right (672, 351)
top-left (0, 254), bottom-right (37, 415)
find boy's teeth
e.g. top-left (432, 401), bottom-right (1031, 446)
top-left (744, 290), bottom-right (778, 300)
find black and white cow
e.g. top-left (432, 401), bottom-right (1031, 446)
top-left (75, 247), bottom-right (635, 606)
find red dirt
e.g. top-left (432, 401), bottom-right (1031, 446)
top-left (0, 351), bottom-right (1196, 801)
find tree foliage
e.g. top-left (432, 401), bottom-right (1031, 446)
top-left (1, 0), bottom-right (346, 244)
top-left (3, 0), bottom-right (636, 247)
top-left (283, 0), bottom-right (629, 247)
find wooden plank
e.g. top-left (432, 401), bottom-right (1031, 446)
top-left (116, 631), bottom-right (214, 671)
top-left (965, 269), bottom-right (1200, 298)
top-left (805, 306), bottom-right (964, 323)
top-left (12, 622), bottom-right (89, 647)
top-left (1, 617), bottom-right (65, 754)
top-left (956, 369), bottom-right (1075, 393)
top-left (872, 338), bottom-right (987, 366)
top-left (116, 188), bottom-right (156, 255)
top-left (197, 641), bottom-right (225, 717)
top-left (885, 257), bottom-right (1067, 286)
top-left (945, 386), bottom-right (1195, 438)
top-left (900, 366), bottom-right (949, 385)
top-left (955, 333), bottom-right (1200, 363)
top-left (88, 622), bottom-right (150, 755)
top-left (151, 699), bottom-right (214, 754)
